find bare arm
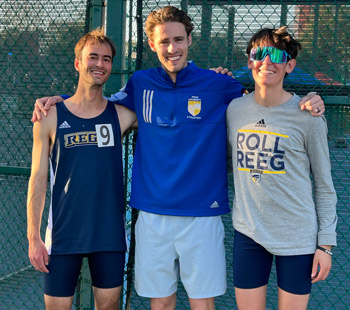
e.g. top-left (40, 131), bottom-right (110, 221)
top-left (31, 96), bottom-right (63, 122)
top-left (27, 110), bottom-right (56, 273)
top-left (115, 104), bottom-right (138, 138)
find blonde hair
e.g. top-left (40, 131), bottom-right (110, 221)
top-left (145, 6), bottom-right (194, 41)
top-left (74, 28), bottom-right (116, 61)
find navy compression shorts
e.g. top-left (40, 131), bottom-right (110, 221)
top-left (44, 251), bottom-right (125, 297)
top-left (233, 230), bottom-right (313, 295)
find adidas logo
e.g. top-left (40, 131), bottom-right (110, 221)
top-left (59, 121), bottom-right (71, 129)
top-left (210, 201), bottom-right (219, 208)
top-left (255, 119), bottom-right (266, 127)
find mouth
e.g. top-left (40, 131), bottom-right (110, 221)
top-left (167, 55), bottom-right (181, 62)
top-left (258, 69), bottom-right (275, 75)
top-left (91, 69), bottom-right (105, 76)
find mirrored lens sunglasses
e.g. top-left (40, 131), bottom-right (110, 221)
top-left (250, 46), bottom-right (291, 64)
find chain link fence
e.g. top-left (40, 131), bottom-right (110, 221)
top-left (0, 0), bottom-right (89, 309)
top-left (1, 0), bottom-right (349, 309)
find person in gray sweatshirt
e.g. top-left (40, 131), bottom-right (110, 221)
top-left (226, 26), bottom-right (337, 310)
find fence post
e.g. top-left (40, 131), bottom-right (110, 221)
top-left (226, 7), bottom-right (235, 70)
top-left (280, 3), bottom-right (287, 27)
top-left (199, 4), bottom-right (212, 68)
top-left (86, 0), bottom-right (105, 31)
top-left (105, 0), bottom-right (127, 94)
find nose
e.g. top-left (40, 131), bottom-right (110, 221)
top-left (96, 57), bottom-right (104, 67)
top-left (262, 54), bottom-right (272, 64)
top-left (168, 42), bottom-right (176, 53)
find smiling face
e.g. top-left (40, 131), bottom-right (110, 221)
top-left (75, 42), bottom-right (113, 87)
top-left (248, 42), bottom-right (296, 89)
top-left (148, 22), bottom-right (192, 83)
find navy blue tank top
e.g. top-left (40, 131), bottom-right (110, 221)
top-left (46, 101), bottom-right (126, 255)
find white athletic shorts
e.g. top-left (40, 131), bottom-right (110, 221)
top-left (134, 211), bottom-right (227, 299)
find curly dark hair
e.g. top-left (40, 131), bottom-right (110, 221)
top-left (246, 26), bottom-right (302, 60)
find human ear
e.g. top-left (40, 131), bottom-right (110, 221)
top-left (286, 59), bottom-right (297, 74)
top-left (247, 58), bottom-right (253, 69)
top-left (74, 58), bottom-right (80, 72)
top-left (148, 39), bottom-right (156, 52)
top-left (188, 34), bottom-right (192, 47)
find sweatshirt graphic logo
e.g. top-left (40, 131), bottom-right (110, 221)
top-left (187, 96), bottom-right (201, 118)
top-left (236, 129), bottom-right (288, 182)
top-left (255, 119), bottom-right (266, 127)
top-left (251, 170), bottom-right (262, 183)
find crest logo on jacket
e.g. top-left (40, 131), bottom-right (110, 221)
top-left (187, 96), bottom-right (201, 117)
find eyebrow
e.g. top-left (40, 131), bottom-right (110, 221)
top-left (160, 35), bottom-right (185, 42)
top-left (89, 53), bottom-right (112, 59)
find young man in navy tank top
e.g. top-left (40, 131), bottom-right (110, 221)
top-left (27, 29), bottom-right (136, 309)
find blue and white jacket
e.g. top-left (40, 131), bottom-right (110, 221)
top-left (111, 62), bottom-right (245, 216)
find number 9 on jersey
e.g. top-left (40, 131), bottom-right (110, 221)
top-left (95, 124), bottom-right (115, 147)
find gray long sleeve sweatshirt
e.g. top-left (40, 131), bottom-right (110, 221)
top-left (226, 92), bottom-right (337, 255)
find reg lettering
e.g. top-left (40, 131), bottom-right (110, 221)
top-left (236, 132), bottom-right (285, 171)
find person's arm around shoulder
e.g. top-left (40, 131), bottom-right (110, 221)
top-left (210, 66), bottom-right (234, 77)
top-left (210, 68), bottom-right (325, 116)
top-left (27, 107), bottom-right (57, 273)
top-left (299, 92), bottom-right (325, 116)
top-left (115, 104), bottom-right (138, 138)
top-left (31, 96), bottom-right (64, 122)
top-left (109, 79), bottom-right (135, 112)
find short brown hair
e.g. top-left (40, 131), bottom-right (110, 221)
top-left (74, 28), bottom-right (116, 61)
top-left (145, 6), bottom-right (194, 41)
top-left (246, 26), bottom-right (302, 59)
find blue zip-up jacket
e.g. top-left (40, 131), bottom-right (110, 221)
top-left (112, 62), bottom-right (245, 216)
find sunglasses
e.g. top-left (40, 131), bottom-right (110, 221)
top-left (250, 46), bottom-right (291, 64)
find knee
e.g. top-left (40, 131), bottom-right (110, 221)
top-left (151, 294), bottom-right (176, 310)
top-left (189, 297), bottom-right (215, 310)
top-left (93, 286), bottom-right (121, 310)
top-left (44, 295), bottom-right (74, 310)
top-left (95, 299), bottom-right (119, 310)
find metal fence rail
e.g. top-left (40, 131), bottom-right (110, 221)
top-left (1, 0), bottom-right (349, 309)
